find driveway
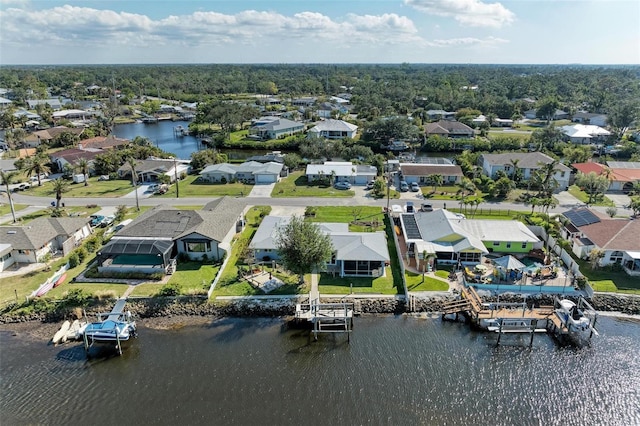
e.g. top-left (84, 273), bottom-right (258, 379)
top-left (122, 183), bottom-right (156, 199)
top-left (554, 190), bottom-right (583, 207)
top-left (606, 192), bottom-right (631, 208)
top-left (247, 182), bottom-right (275, 198)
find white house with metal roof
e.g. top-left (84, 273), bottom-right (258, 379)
top-left (248, 116), bottom-right (304, 140)
top-left (249, 216), bottom-right (390, 277)
top-left (306, 161), bottom-right (376, 185)
top-left (561, 124), bottom-right (611, 144)
top-left (307, 119), bottom-right (358, 140)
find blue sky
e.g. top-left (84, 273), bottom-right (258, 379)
top-left (0, 0), bottom-right (638, 65)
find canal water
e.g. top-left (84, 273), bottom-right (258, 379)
top-left (2, 315), bottom-right (639, 425)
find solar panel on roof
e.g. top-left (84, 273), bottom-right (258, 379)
top-left (401, 214), bottom-right (422, 240)
top-left (563, 209), bottom-right (600, 227)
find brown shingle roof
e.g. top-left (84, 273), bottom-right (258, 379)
top-left (580, 219), bottom-right (640, 250)
top-left (400, 164), bottom-right (464, 177)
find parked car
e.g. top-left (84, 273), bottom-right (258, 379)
top-left (410, 182), bottom-right (420, 192)
top-left (399, 181), bottom-right (409, 192)
top-left (29, 173), bottom-right (48, 182)
top-left (365, 181), bottom-right (375, 190)
top-left (334, 181), bottom-right (352, 190)
top-left (98, 175), bottom-right (110, 181)
top-left (420, 203), bottom-right (433, 212)
top-left (99, 215), bottom-right (115, 228)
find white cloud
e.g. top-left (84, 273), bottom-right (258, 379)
top-left (405, 0), bottom-right (515, 28)
top-left (0, 5), bottom-right (424, 48)
top-left (429, 36), bottom-right (509, 47)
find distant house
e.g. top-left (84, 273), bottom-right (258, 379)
top-left (425, 110), bottom-right (456, 120)
top-left (199, 161), bottom-right (284, 184)
top-left (50, 148), bottom-right (103, 173)
top-left (117, 158), bottom-right (190, 183)
top-left (98, 198), bottom-right (247, 275)
top-left (561, 208), bottom-right (640, 276)
top-left (23, 126), bottom-right (84, 148)
top-left (524, 109), bottom-right (569, 120)
top-left (480, 152), bottom-right (571, 191)
top-left (316, 102), bottom-right (349, 119)
top-left (307, 119), bottom-right (358, 140)
top-left (306, 161), bottom-right (376, 185)
top-left (399, 163), bottom-right (464, 185)
top-left (291, 97), bottom-right (317, 107)
top-left (52, 109), bottom-right (94, 121)
top-left (572, 112), bottom-right (608, 127)
top-left (0, 217), bottom-right (92, 270)
top-left (561, 124), bottom-right (611, 145)
top-left (494, 118), bottom-right (514, 127)
top-left (78, 135), bottom-right (129, 151)
top-left (248, 117), bottom-right (304, 140)
top-left (0, 97), bottom-right (12, 108)
top-left (572, 161), bottom-right (640, 193)
top-left (399, 209), bottom-right (540, 265)
top-left (425, 120), bottom-right (475, 139)
top-left (27, 99), bottom-right (65, 110)
top-left (249, 216), bottom-right (390, 277)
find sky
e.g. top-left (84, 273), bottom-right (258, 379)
top-left (0, 0), bottom-right (639, 65)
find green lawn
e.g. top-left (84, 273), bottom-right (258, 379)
top-left (405, 271), bottom-right (450, 291)
top-left (26, 177), bottom-right (134, 198)
top-left (487, 131), bottom-right (531, 140)
top-left (568, 185), bottom-right (614, 207)
top-left (157, 175), bottom-right (252, 198)
top-left (576, 259), bottom-right (640, 294)
top-left (272, 171), bottom-right (354, 198)
top-left (306, 206), bottom-right (385, 232)
top-left (317, 267), bottom-right (399, 294)
top-left (9, 205), bottom-right (101, 225)
top-left (0, 203), bottom-right (28, 216)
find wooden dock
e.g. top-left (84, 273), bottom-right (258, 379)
top-left (442, 287), bottom-right (597, 346)
top-left (295, 300), bottom-right (354, 341)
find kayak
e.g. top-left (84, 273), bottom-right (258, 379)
top-left (53, 273), bottom-right (67, 288)
top-left (52, 320), bottom-right (71, 344)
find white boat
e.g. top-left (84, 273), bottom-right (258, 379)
top-left (555, 299), bottom-right (592, 333)
top-left (62, 319), bottom-right (87, 342)
top-left (52, 320), bottom-right (71, 344)
top-left (83, 311), bottom-right (136, 343)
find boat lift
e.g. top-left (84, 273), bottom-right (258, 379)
top-left (83, 298), bottom-right (135, 356)
top-left (295, 300), bottom-right (354, 341)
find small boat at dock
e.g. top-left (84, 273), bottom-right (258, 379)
top-left (83, 299), bottom-right (136, 356)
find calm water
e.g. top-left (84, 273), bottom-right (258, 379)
top-left (113, 120), bottom-right (205, 160)
top-left (113, 121), bottom-right (277, 161)
top-left (2, 315), bottom-right (640, 425)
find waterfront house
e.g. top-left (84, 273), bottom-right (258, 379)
top-left (200, 161), bottom-right (284, 184)
top-left (116, 158), bottom-right (190, 183)
top-left (560, 124), bottom-right (611, 145)
top-left (399, 163), bottom-right (464, 185)
top-left (98, 198), bottom-right (247, 275)
top-left (425, 120), bottom-right (475, 139)
top-left (305, 161), bottom-right (376, 185)
top-left (248, 117), bottom-right (304, 140)
top-left (561, 208), bottom-right (640, 276)
top-left (307, 119), bottom-right (358, 140)
top-left (249, 216), bottom-right (390, 277)
top-left (480, 152), bottom-right (571, 192)
top-left (0, 217), bottom-right (91, 271)
top-left (77, 135), bottom-right (130, 151)
top-left (399, 209), bottom-right (540, 265)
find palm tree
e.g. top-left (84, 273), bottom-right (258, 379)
top-left (75, 158), bottom-right (90, 186)
top-left (468, 195), bottom-right (485, 218)
top-left (508, 158), bottom-right (521, 186)
top-left (429, 174), bottom-right (443, 193)
top-left (126, 157), bottom-right (140, 211)
top-left (23, 154), bottom-right (51, 187)
top-left (50, 178), bottom-right (70, 209)
top-left (0, 169), bottom-right (19, 223)
top-left (537, 160), bottom-right (559, 197)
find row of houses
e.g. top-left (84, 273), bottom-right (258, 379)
top-left (572, 161), bottom-right (640, 193)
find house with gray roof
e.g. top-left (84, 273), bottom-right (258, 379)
top-left (249, 216), bottom-right (390, 277)
top-left (248, 117), bottom-right (304, 141)
top-left (307, 119), bottom-right (358, 140)
top-left (0, 217), bottom-right (91, 271)
top-left (117, 158), bottom-right (190, 183)
top-left (572, 112), bottom-right (607, 127)
top-left (480, 152), bottom-right (571, 191)
top-left (399, 209), bottom-right (540, 266)
top-left (98, 198), bottom-right (247, 275)
top-left (399, 163), bottom-right (464, 185)
top-left (200, 161), bottom-right (284, 184)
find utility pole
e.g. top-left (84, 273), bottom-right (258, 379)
top-left (386, 161), bottom-right (391, 213)
top-left (174, 157), bottom-right (180, 198)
